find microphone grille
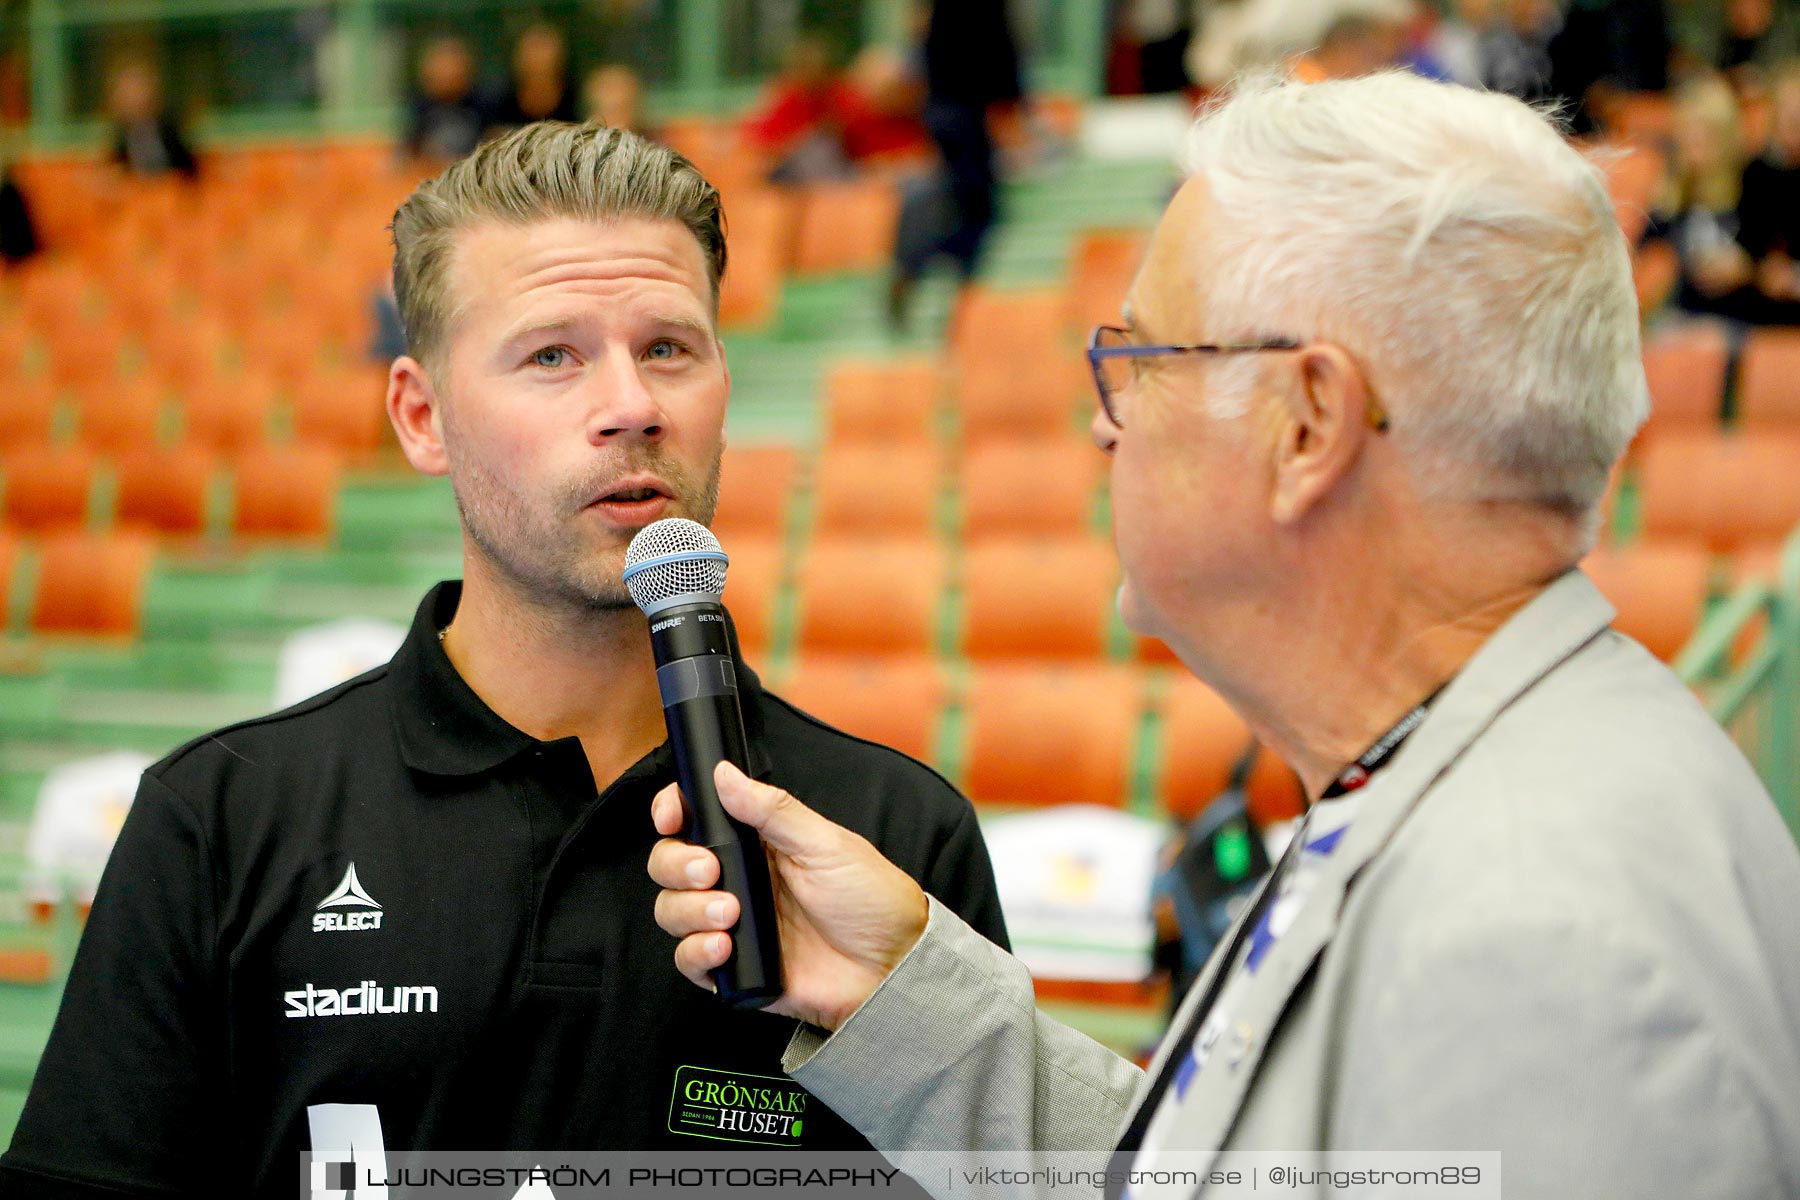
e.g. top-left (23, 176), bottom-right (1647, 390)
top-left (623, 518), bottom-right (729, 613)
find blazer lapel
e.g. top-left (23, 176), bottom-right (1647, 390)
top-left (1131, 571), bottom-right (1619, 1191)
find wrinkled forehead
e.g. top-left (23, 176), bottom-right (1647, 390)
top-left (443, 214), bottom-right (714, 326)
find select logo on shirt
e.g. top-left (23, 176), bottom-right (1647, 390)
top-left (284, 980), bottom-right (439, 1019)
top-left (314, 862), bottom-right (384, 933)
top-left (667, 1065), bottom-right (808, 1144)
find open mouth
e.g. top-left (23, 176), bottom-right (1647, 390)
top-left (598, 486), bottom-right (665, 503)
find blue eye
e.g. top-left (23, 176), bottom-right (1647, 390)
top-left (647, 340), bottom-right (682, 360)
top-left (531, 347), bottom-right (567, 369)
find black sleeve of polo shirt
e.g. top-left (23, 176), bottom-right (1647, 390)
top-left (919, 801), bottom-right (1011, 954)
top-left (0, 771), bottom-right (228, 1198)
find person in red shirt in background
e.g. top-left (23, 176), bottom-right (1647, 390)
top-left (740, 34), bottom-right (925, 183)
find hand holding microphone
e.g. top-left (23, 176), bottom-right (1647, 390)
top-left (627, 518), bottom-right (927, 1026)
top-left (647, 760), bottom-right (929, 1033)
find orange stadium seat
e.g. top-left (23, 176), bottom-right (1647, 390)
top-left (0, 528), bottom-right (16, 621)
top-left (1067, 228), bottom-right (1148, 333)
top-left (0, 379), bottom-right (55, 451)
top-left (1736, 329), bottom-right (1800, 430)
top-left (31, 531), bottom-right (156, 637)
top-left (242, 308), bottom-right (327, 386)
top-left (778, 655), bottom-right (948, 762)
top-left (72, 378), bottom-right (166, 455)
top-left (952, 286), bottom-right (1068, 365)
top-left (712, 445), bottom-right (801, 540)
top-left (44, 314), bottom-right (129, 393)
top-left (15, 259), bottom-right (91, 329)
top-left (1638, 326), bottom-right (1728, 441)
top-left (957, 355), bottom-right (1090, 445)
top-left (1, 445), bottom-right (94, 532)
top-left (811, 444), bottom-right (941, 537)
top-left (292, 367), bottom-right (390, 455)
top-left (1638, 431), bottom-right (1800, 553)
top-left (717, 190), bottom-right (796, 330)
top-left (721, 534), bottom-right (783, 656)
top-left (964, 663), bottom-right (1140, 807)
top-left (1581, 542), bottom-right (1714, 662)
top-left (231, 445), bottom-right (342, 539)
top-left (143, 315), bottom-right (234, 391)
top-left (1158, 676), bottom-right (1305, 826)
top-left (795, 537), bottom-right (946, 656)
top-left (1156, 677), bottom-right (1247, 821)
top-left (822, 359), bottom-right (940, 446)
top-left (180, 373), bottom-right (277, 452)
top-left (961, 537), bottom-right (1117, 660)
top-left (115, 444), bottom-right (216, 537)
top-left (961, 437), bottom-right (1102, 538)
top-left (791, 179), bottom-right (901, 276)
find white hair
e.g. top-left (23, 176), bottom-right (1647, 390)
top-left (1183, 72), bottom-right (1649, 519)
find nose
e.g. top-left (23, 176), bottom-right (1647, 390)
top-left (1089, 405), bottom-right (1119, 456)
top-left (585, 346), bottom-right (666, 445)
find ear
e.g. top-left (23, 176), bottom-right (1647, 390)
top-left (387, 356), bottom-right (449, 477)
top-left (1269, 343), bottom-right (1374, 526)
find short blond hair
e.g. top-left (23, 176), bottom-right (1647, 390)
top-left (390, 121), bottom-right (727, 372)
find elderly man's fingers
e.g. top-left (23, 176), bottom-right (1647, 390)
top-left (712, 762), bottom-right (845, 859)
top-left (673, 931), bottom-right (732, 990)
top-left (654, 887), bottom-right (739, 940)
top-left (650, 782), bottom-right (685, 837)
top-left (648, 837), bottom-right (720, 891)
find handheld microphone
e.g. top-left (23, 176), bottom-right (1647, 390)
top-left (623, 518), bottom-right (783, 1009)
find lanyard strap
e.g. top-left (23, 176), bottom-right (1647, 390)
top-left (1109, 698), bottom-right (1432, 1183)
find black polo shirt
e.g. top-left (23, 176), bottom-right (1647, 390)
top-left (0, 582), bottom-right (1008, 1198)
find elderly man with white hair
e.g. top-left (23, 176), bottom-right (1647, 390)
top-left (649, 72), bottom-right (1800, 1198)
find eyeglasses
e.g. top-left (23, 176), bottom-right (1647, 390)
top-left (1086, 324), bottom-right (1301, 429)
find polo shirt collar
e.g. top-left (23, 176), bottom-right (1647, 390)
top-left (390, 580), bottom-right (774, 779)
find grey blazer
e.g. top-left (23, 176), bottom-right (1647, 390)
top-left (787, 571), bottom-right (1800, 1198)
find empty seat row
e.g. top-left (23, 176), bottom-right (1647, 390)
top-left (770, 655), bottom-right (1306, 824)
top-left (0, 445), bottom-right (342, 539)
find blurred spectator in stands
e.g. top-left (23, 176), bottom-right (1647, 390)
top-left (1718, 0), bottom-right (1800, 91)
top-left (1188, 0), bottom-right (1256, 90)
top-left (1738, 60), bottom-right (1800, 304)
top-left (1294, 9), bottom-right (1410, 80)
top-left (1187, 0), bottom-right (1418, 87)
top-left (0, 161), bottom-right (38, 262)
top-left (582, 64), bottom-right (647, 133)
top-left (741, 33), bottom-right (860, 182)
top-left (1545, 0), bottom-right (1671, 135)
top-left (888, 0), bottom-right (1024, 331)
top-left (490, 22), bottom-right (577, 133)
top-left (1646, 74), bottom-right (1800, 323)
top-left (1120, 0), bottom-right (1196, 93)
top-left (1425, 0), bottom-right (1496, 86)
top-left (1481, 0), bottom-right (1559, 100)
top-left (106, 61), bottom-right (197, 179)
top-left (842, 47), bottom-right (928, 164)
top-left (403, 35), bottom-right (489, 168)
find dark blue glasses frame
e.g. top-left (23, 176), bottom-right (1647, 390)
top-left (1086, 324), bottom-right (1301, 428)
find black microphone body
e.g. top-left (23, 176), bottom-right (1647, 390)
top-left (647, 597), bottom-right (784, 1010)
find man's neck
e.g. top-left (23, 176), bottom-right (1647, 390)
top-left (440, 564), bottom-right (667, 789)
top-left (1202, 513), bottom-right (1578, 801)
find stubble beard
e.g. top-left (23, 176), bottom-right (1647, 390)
top-left (448, 443), bottom-right (722, 617)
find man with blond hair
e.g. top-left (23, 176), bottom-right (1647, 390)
top-left (651, 74), bottom-right (1800, 1197)
top-left (0, 122), bottom-right (1006, 1196)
